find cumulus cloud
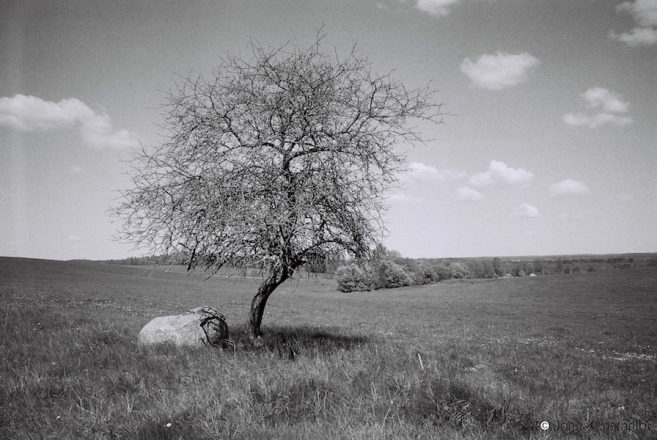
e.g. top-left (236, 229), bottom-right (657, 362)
top-left (468, 171), bottom-right (495, 187)
top-left (563, 88), bottom-right (632, 128)
top-left (399, 162), bottom-right (466, 185)
top-left (617, 0), bottom-right (657, 26)
top-left (389, 192), bottom-right (424, 203)
top-left (439, 169), bottom-right (468, 180)
top-left (460, 52), bottom-right (540, 91)
top-left (469, 160), bottom-right (534, 188)
top-left (549, 179), bottom-right (592, 197)
top-left (407, 162), bottom-right (442, 181)
top-left (416, 0), bottom-right (460, 16)
top-left (609, 27), bottom-right (657, 46)
top-left (582, 87), bottom-right (630, 112)
top-left (512, 203), bottom-right (540, 218)
top-left (407, 162), bottom-right (467, 181)
top-left (563, 112), bottom-right (632, 128)
top-left (0, 94), bottom-right (139, 149)
top-left (456, 186), bottom-right (484, 202)
top-left (611, 0), bottom-right (657, 46)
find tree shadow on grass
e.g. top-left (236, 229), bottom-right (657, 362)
top-left (228, 325), bottom-right (370, 358)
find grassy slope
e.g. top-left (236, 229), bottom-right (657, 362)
top-left (1, 257), bottom-right (656, 439)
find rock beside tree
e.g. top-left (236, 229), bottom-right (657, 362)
top-left (138, 306), bottom-right (229, 348)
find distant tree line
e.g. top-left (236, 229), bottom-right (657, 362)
top-left (334, 249), bottom-right (657, 293)
top-left (101, 252), bottom-right (346, 274)
top-left (101, 254), bottom-right (188, 266)
top-left (335, 245), bottom-right (477, 292)
top-left (102, 251), bottom-right (657, 292)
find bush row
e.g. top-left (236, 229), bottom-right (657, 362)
top-left (335, 258), bottom-right (471, 293)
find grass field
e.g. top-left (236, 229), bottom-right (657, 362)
top-left (1, 257), bottom-right (656, 439)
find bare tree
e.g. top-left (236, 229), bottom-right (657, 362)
top-left (111, 34), bottom-right (443, 340)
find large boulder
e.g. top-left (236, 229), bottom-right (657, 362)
top-left (138, 306), bottom-right (229, 348)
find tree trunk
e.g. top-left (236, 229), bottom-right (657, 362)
top-left (247, 269), bottom-right (289, 340)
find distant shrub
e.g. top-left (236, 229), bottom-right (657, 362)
top-left (555, 259), bottom-right (564, 273)
top-left (335, 263), bottom-right (376, 292)
top-left (533, 259), bottom-right (545, 275)
top-left (416, 260), bottom-right (439, 283)
top-left (464, 259), bottom-right (496, 278)
top-left (465, 259), bottom-right (484, 278)
top-left (481, 259), bottom-right (495, 278)
top-left (336, 256), bottom-right (446, 292)
top-left (432, 264), bottom-right (451, 281)
top-left (377, 260), bottom-right (413, 289)
top-left (448, 262), bottom-right (469, 279)
top-left (393, 258), bottom-right (427, 285)
top-left (492, 257), bottom-right (502, 277)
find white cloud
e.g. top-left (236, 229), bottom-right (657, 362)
top-left (416, 0), bottom-right (460, 16)
top-left (406, 162), bottom-right (467, 182)
top-left (460, 52), bottom-right (540, 91)
top-left (489, 160), bottom-right (534, 186)
top-left (456, 186), bottom-right (483, 202)
top-left (581, 87), bottom-right (630, 113)
top-left (0, 94), bottom-right (139, 149)
top-left (468, 171), bottom-right (495, 187)
top-left (67, 235), bottom-right (82, 241)
top-left (617, 0), bottom-right (657, 27)
top-left (469, 160), bottom-right (534, 188)
top-left (549, 179), bottom-right (592, 197)
top-left (563, 112), bottom-right (633, 128)
top-left (609, 27), bottom-right (657, 46)
top-left (389, 192), bottom-right (424, 203)
top-left (512, 203), bottom-right (540, 218)
top-left (399, 162), bottom-right (466, 185)
top-left (439, 169), bottom-right (468, 180)
top-left (407, 162), bottom-right (442, 181)
top-left (563, 88), bottom-right (632, 128)
top-left (612, 0), bottom-right (657, 46)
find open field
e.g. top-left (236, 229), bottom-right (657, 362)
top-left (1, 257), bottom-right (656, 439)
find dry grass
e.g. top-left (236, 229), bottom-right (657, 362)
top-left (1, 257), bottom-right (656, 439)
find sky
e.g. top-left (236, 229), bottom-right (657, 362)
top-left (1, 0), bottom-right (656, 261)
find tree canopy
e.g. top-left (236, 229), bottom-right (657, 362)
top-left (112, 35), bottom-right (443, 338)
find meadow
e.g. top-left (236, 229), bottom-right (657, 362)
top-left (1, 257), bottom-right (656, 439)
